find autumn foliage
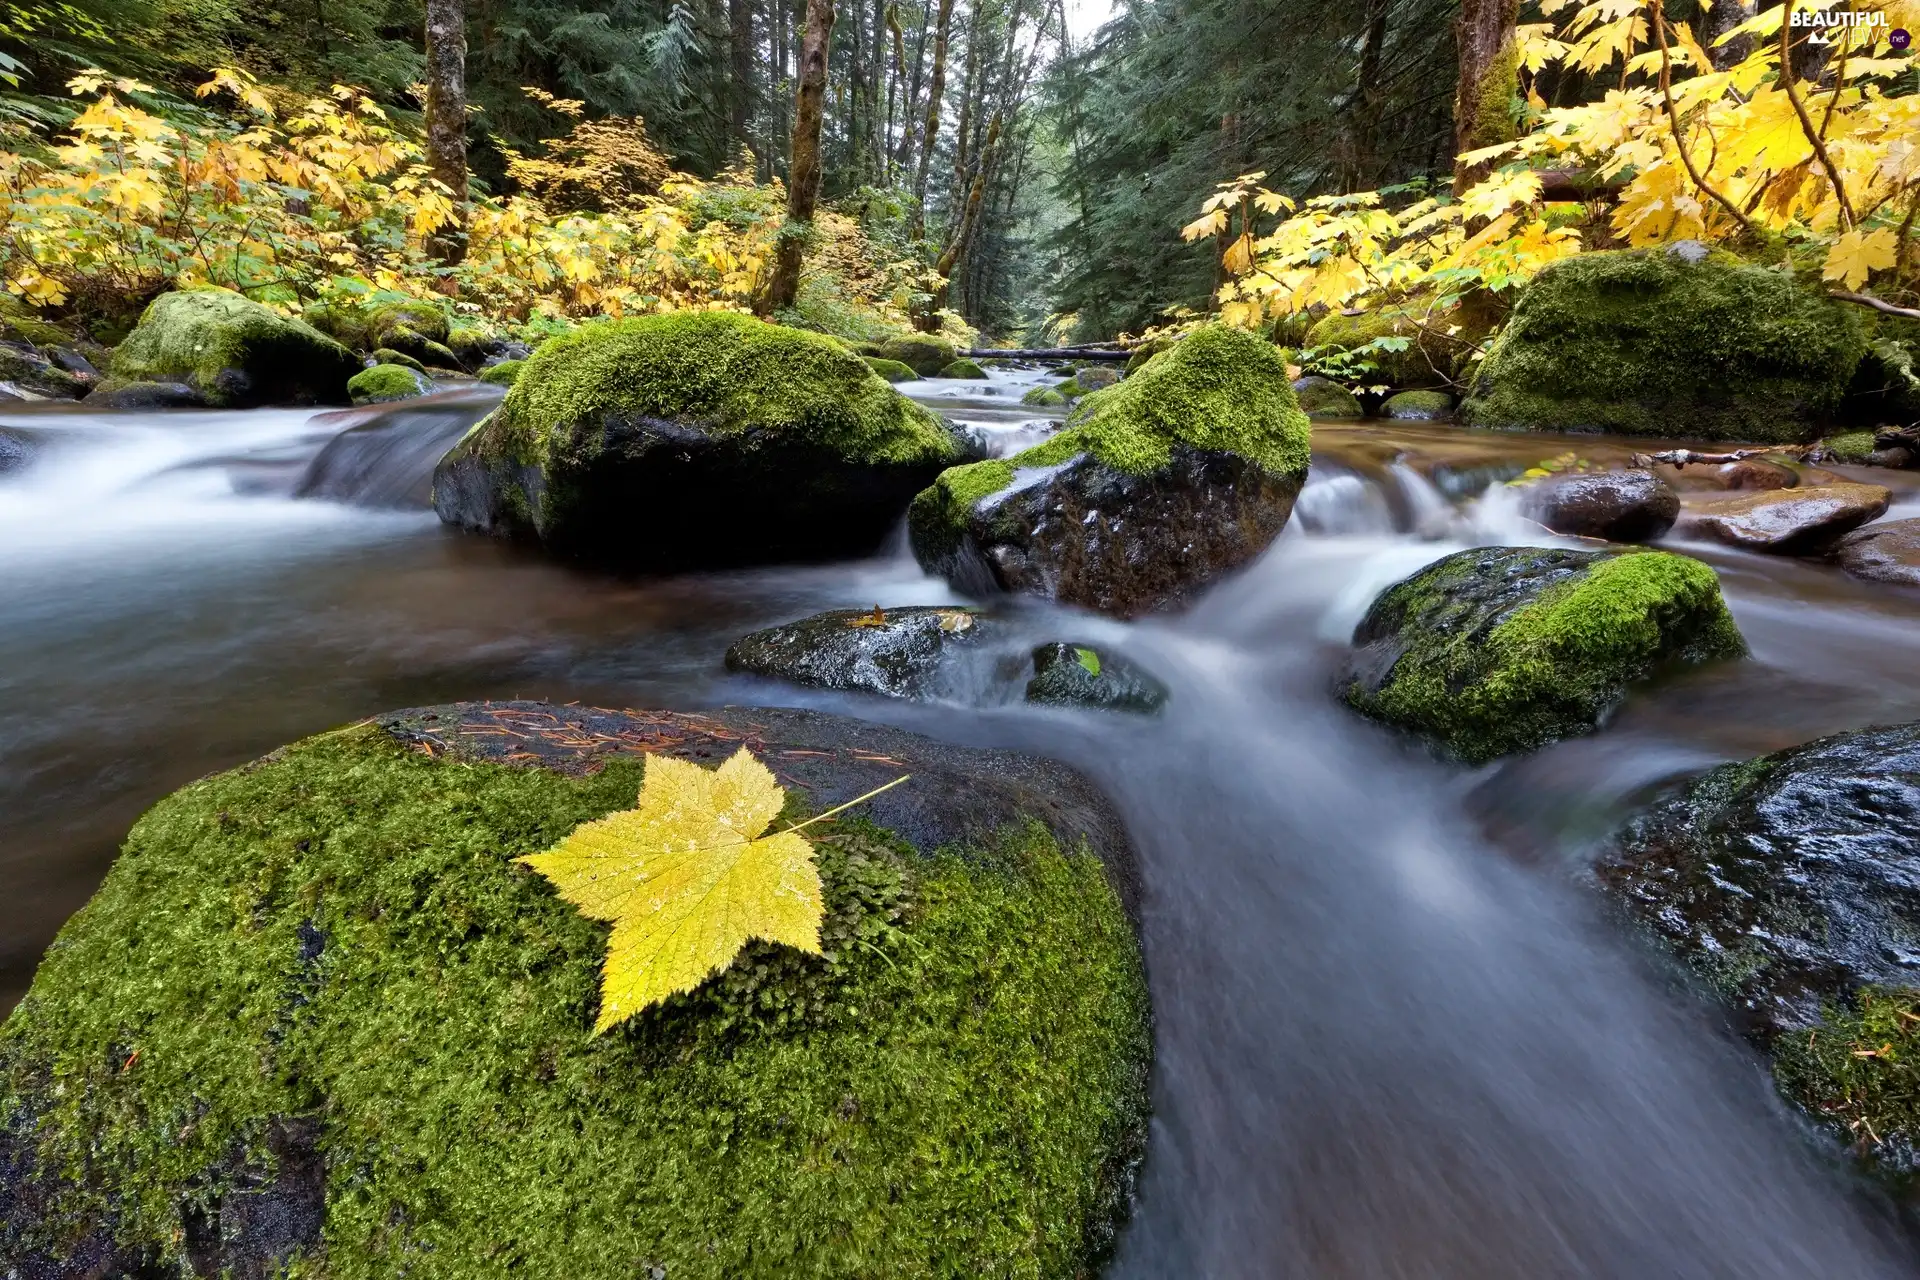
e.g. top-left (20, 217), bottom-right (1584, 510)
top-left (1187, 0), bottom-right (1920, 340)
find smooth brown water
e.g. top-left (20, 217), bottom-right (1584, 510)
top-left (4, 374), bottom-right (1920, 1276)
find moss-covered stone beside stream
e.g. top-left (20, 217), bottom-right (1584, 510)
top-left (1, 705), bottom-right (1150, 1277)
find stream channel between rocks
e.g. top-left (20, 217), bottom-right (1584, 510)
top-left (5, 365), bottom-right (1920, 1276)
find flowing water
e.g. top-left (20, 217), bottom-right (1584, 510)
top-left (5, 369), bottom-right (1920, 1275)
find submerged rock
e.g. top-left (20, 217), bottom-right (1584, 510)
top-left (1832, 518), bottom-right (1920, 587)
top-left (1290, 375), bottom-right (1363, 420)
top-left (909, 324), bottom-right (1311, 619)
top-left (85, 379), bottom-right (205, 409)
top-left (1380, 389), bottom-right (1453, 421)
top-left (433, 312), bottom-right (974, 570)
top-left (724, 606), bottom-right (995, 699)
top-left (1025, 643), bottom-right (1167, 714)
top-left (1520, 469), bottom-right (1680, 543)
top-left (0, 702), bottom-right (1148, 1277)
top-left (1342, 547), bottom-right (1745, 763)
top-left (1678, 482), bottom-right (1891, 554)
top-left (348, 363), bottom-right (433, 405)
top-left (1651, 456), bottom-right (1799, 492)
top-left (1461, 248), bottom-right (1870, 442)
top-left (109, 288), bottom-right (360, 408)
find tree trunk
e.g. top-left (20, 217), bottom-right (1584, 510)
top-left (424, 0), bottom-right (469, 264)
top-left (1337, 0), bottom-right (1391, 193)
top-left (729, 0), bottom-right (755, 154)
top-left (910, 0), bottom-right (956, 236)
top-left (1700, 0), bottom-right (1755, 69)
top-left (767, 0), bottom-right (835, 310)
top-left (926, 110), bottom-right (998, 324)
top-left (1452, 0), bottom-right (1520, 194)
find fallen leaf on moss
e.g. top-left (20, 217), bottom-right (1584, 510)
top-left (518, 748), bottom-right (906, 1032)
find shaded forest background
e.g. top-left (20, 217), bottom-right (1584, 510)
top-left (0, 0), bottom-right (1485, 340)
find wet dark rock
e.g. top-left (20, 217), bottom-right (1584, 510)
top-left (1678, 483), bottom-right (1891, 554)
top-left (0, 343), bottom-right (85, 400)
top-left (86, 379), bottom-right (206, 409)
top-left (0, 429), bottom-right (31, 475)
top-left (1596, 722), bottom-right (1920, 1038)
top-left (1025, 644), bottom-right (1168, 714)
top-left (1831, 518), bottom-right (1920, 587)
top-left (297, 392), bottom-right (498, 509)
top-left (1342, 547), bottom-right (1745, 763)
top-left (724, 606), bottom-right (995, 699)
top-left (1521, 469), bottom-right (1680, 543)
top-left (45, 346), bottom-right (99, 381)
top-left (917, 446), bottom-right (1303, 620)
top-left (1652, 458), bottom-right (1800, 492)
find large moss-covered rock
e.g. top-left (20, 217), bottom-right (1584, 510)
top-left (1303, 307), bottom-right (1458, 390)
top-left (1596, 723), bottom-right (1920, 1187)
top-left (347, 363), bottom-right (432, 405)
top-left (863, 335), bottom-right (957, 377)
top-left (433, 313), bottom-right (974, 569)
top-left (725, 606), bottom-right (997, 699)
top-left (908, 325), bottom-right (1312, 618)
top-left (109, 288), bottom-right (361, 408)
top-left (1460, 248), bottom-right (1872, 442)
top-left (937, 358), bottom-right (987, 379)
top-left (863, 356), bottom-right (917, 383)
top-left (1290, 375), bottom-right (1363, 419)
top-left (0, 702), bottom-right (1149, 1278)
top-left (1342, 547), bottom-right (1746, 763)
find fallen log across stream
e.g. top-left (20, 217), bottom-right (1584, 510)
top-left (958, 346), bottom-right (1134, 360)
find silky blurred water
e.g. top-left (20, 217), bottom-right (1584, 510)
top-left (4, 369), bottom-right (1919, 1275)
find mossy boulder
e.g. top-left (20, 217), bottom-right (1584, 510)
top-left (348, 363), bottom-right (433, 405)
top-left (863, 356), bottom-right (917, 383)
top-left (1342, 546), bottom-right (1745, 763)
top-left (1074, 366), bottom-right (1120, 392)
top-left (108, 288), bottom-right (361, 408)
top-left (1380, 389), bottom-right (1453, 421)
top-left (478, 358), bottom-right (524, 387)
top-left (1290, 375), bottom-right (1363, 419)
top-left (863, 335), bottom-right (957, 377)
top-left (937, 358), bottom-right (987, 379)
top-left (433, 312), bottom-right (975, 570)
top-left (1021, 386), bottom-right (1067, 408)
top-left (1025, 644), bottom-right (1168, 715)
top-left (1596, 722), bottom-right (1920, 1188)
top-left (725, 606), bottom-right (997, 700)
top-left (908, 325), bottom-right (1312, 618)
top-left (1303, 307), bottom-right (1455, 389)
top-left (369, 347), bottom-right (427, 374)
top-left (0, 702), bottom-right (1149, 1277)
top-left (0, 344), bottom-right (87, 400)
top-left (1460, 248), bottom-right (1872, 442)
top-left (1125, 337), bottom-right (1174, 374)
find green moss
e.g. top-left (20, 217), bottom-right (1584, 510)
top-left (1463, 40), bottom-right (1520, 154)
top-left (0, 298), bottom-right (78, 349)
top-left (348, 363), bottom-right (431, 404)
top-left (1381, 389), bottom-right (1453, 419)
top-left (1291, 376), bottom-right (1363, 419)
top-left (937, 358), bottom-right (987, 379)
top-left (109, 288), bottom-right (360, 407)
top-left (1460, 249), bottom-right (1872, 442)
top-left (1054, 378), bottom-right (1085, 398)
top-left (0, 346), bottom-right (84, 398)
top-left (1303, 307), bottom-right (1455, 389)
top-left (907, 458), bottom-right (1017, 558)
top-left (368, 299), bottom-right (450, 346)
top-left (478, 359), bottom-right (524, 387)
top-left (867, 335), bottom-right (957, 376)
top-left (863, 356), bottom-right (918, 382)
top-left (1011, 324), bottom-right (1309, 479)
top-left (1125, 337), bottom-right (1173, 374)
top-left (1774, 986), bottom-right (1920, 1182)
top-left (1, 726), bottom-right (1148, 1276)
top-left (369, 347), bottom-right (426, 373)
top-left (481, 312), bottom-right (960, 475)
top-left (1823, 430), bottom-right (1877, 463)
top-left (1022, 386), bottom-right (1067, 407)
top-left (1347, 548), bottom-right (1746, 763)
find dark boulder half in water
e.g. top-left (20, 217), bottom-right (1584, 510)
top-left (1341, 546), bottom-right (1745, 763)
top-left (1520, 469), bottom-right (1680, 543)
top-left (1832, 518), bottom-right (1920, 587)
top-left (1025, 643), bottom-right (1168, 714)
top-left (0, 702), bottom-right (1148, 1277)
top-left (724, 606), bottom-right (997, 700)
top-left (1677, 483), bottom-right (1891, 555)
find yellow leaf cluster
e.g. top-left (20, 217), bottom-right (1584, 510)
top-left (1194, 0), bottom-right (1918, 335)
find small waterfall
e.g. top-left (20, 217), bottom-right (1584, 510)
top-left (294, 387), bottom-right (500, 509)
top-left (1292, 468), bottom-right (1396, 536)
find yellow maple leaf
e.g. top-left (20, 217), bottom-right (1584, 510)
top-left (1823, 227), bottom-right (1898, 290)
top-left (518, 748), bottom-right (904, 1033)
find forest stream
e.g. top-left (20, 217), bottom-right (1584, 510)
top-left (6, 368), bottom-right (1920, 1275)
